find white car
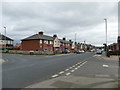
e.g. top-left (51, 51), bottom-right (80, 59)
top-left (96, 50), bottom-right (102, 54)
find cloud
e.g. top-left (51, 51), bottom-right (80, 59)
top-left (2, 2), bottom-right (118, 46)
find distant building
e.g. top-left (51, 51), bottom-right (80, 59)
top-left (0, 34), bottom-right (13, 49)
top-left (13, 43), bottom-right (21, 50)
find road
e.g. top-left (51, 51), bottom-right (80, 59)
top-left (2, 52), bottom-right (118, 88)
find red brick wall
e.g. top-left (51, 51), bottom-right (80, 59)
top-left (60, 44), bottom-right (71, 51)
top-left (42, 40), bottom-right (53, 52)
top-left (0, 45), bottom-right (5, 48)
top-left (22, 40), bottom-right (54, 51)
top-left (22, 40), bottom-right (40, 51)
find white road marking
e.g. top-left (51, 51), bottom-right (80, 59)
top-left (78, 62), bottom-right (81, 64)
top-left (72, 65), bottom-right (75, 68)
top-left (59, 71), bottom-right (64, 74)
top-left (69, 67), bottom-right (73, 69)
top-left (65, 69), bottom-right (69, 71)
top-left (103, 64), bottom-right (109, 68)
top-left (77, 66), bottom-right (81, 68)
top-left (75, 68), bottom-right (78, 70)
top-left (52, 74), bottom-right (58, 78)
top-left (93, 55), bottom-right (101, 57)
top-left (0, 58), bottom-right (5, 63)
top-left (80, 61), bottom-right (87, 66)
top-left (71, 70), bottom-right (75, 72)
top-left (66, 73), bottom-right (71, 76)
top-left (95, 74), bottom-right (110, 77)
top-left (75, 63), bottom-right (78, 65)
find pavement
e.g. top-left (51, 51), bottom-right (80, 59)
top-left (26, 53), bottom-right (119, 88)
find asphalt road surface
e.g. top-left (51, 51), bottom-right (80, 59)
top-left (2, 52), bottom-right (118, 88)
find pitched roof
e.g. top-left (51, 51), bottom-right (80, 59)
top-left (60, 39), bottom-right (71, 44)
top-left (21, 33), bottom-right (73, 44)
top-left (21, 34), bottom-right (54, 41)
top-left (0, 34), bottom-right (13, 41)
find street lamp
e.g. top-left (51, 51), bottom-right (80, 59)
top-left (104, 19), bottom-right (108, 56)
top-left (104, 19), bottom-right (107, 46)
top-left (3, 27), bottom-right (6, 51)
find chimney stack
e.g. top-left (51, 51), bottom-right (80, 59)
top-left (63, 37), bottom-right (66, 40)
top-left (39, 31), bottom-right (43, 35)
top-left (53, 34), bottom-right (57, 38)
top-left (75, 42), bottom-right (77, 45)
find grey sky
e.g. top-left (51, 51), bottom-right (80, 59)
top-left (2, 2), bottom-right (118, 46)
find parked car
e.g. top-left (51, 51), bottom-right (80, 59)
top-left (62, 50), bottom-right (70, 54)
top-left (55, 50), bottom-right (62, 54)
top-left (96, 50), bottom-right (102, 54)
top-left (75, 50), bottom-right (84, 54)
top-left (81, 50), bottom-right (85, 53)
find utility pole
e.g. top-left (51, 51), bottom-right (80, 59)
top-left (4, 27), bottom-right (6, 51)
top-left (75, 33), bottom-right (76, 51)
top-left (104, 19), bottom-right (107, 46)
top-left (84, 40), bottom-right (85, 51)
top-left (75, 33), bottom-right (76, 43)
top-left (104, 19), bottom-right (108, 56)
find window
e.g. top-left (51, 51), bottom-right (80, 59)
top-left (40, 40), bottom-right (42, 44)
top-left (54, 41), bottom-right (57, 45)
top-left (44, 40), bottom-right (48, 44)
top-left (44, 47), bottom-right (48, 51)
top-left (51, 47), bottom-right (53, 51)
top-left (66, 44), bottom-right (67, 46)
top-left (50, 41), bottom-right (53, 44)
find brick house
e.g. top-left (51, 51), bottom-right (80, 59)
top-left (59, 38), bottom-right (72, 52)
top-left (108, 44), bottom-right (113, 51)
top-left (109, 43), bottom-right (117, 51)
top-left (21, 32), bottom-right (57, 51)
top-left (0, 34), bottom-right (13, 49)
top-left (21, 32), bottom-right (75, 52)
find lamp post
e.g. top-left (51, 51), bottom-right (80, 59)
top-left (3, 27), bottom-right (6, 51)
top-left (104, 19), bottom-right (108, 56)
top-left (104, 19), bottom-right (107, 46)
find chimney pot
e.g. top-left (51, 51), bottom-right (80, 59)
top-left (39, 31), bottom-right (43, 35)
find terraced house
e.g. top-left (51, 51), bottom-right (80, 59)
top-left (21, 32), bottom-right (74, 52)
top-left (0, 34), bottom-right (13, 49)
top-left (59, 38), bottom-right (71, 51)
